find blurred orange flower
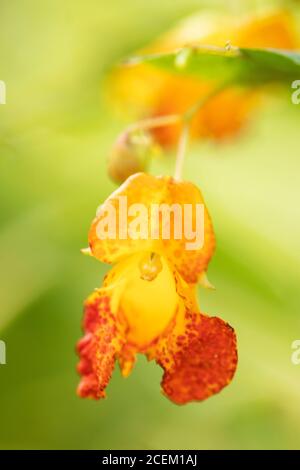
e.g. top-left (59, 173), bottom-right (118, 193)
top-left (112, 10), bottom-right (299, 147)
top-left (77, 173), bottom-right (237, 404)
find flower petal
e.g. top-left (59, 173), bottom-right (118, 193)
top-left (89, 173), bottom-right (215, 284)
top-left (154, 309), bottom-right (237, 405)
top-left (119, 253), bottom-right (179, 348)
top-left (151, 76), bottom-right (211, 147)
top-left (89, 173), bottom-right (163, 263)
top-left (160, 177), bottom-right (215, 284)
top-left (235, 11), bottom-right (298, 49)
top-left (76, 291), bottom-right (124, 399)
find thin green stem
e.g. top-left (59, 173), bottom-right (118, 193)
top-left (123, 82), bottom-right (228, 181)
top-left (174, 123), bottom-right (189, 181)
top-left (174, 83), bottom-right (228, 180)
top-left (126, 113), bottom-right (181, 134)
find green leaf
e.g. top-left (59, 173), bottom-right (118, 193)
top-left (124, 46), bottom-right (300, 85)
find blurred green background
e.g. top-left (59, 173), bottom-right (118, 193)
top-left (0, 0), bottom-right (300, 450)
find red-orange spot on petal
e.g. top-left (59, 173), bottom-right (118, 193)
top-left (76, 293), bottom-right (124, 400)
top-left (156, 311), bottom-right (237, 405)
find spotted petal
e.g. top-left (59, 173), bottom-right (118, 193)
top-left (154, 308), bottom-right (237, 405)
top-left (89, 173), bottom-right (215, 284)
top-left (76, 291), bottom-right (125, 399)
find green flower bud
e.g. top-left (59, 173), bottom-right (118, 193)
top-left (107, 130), bottom-right (154, 184)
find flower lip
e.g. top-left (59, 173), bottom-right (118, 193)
top-left (76, 267), bottom-right (238, 404)
top-left (114, 252), bottom-right (180, 348)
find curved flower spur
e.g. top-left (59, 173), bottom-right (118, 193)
top-left (76, 173), bottom-right (237, 405)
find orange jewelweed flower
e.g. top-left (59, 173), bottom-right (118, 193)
top-left (77, 173), bottom-right (237, 404)
top-left (112, 10), bottom-right (299, 147)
